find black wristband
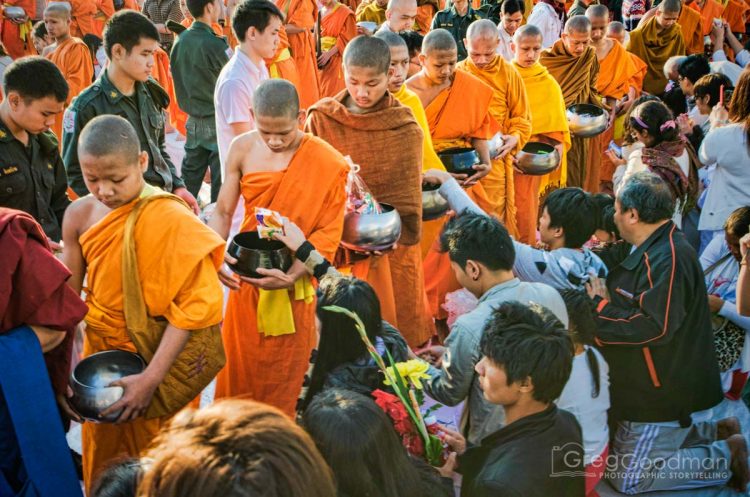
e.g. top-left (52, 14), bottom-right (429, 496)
top-left (295, 241), bottom-right (314, 263)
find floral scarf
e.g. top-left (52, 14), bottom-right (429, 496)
top-left (641, 138), bottom-right (700, 214)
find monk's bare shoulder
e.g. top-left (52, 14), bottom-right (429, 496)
top-left (405, 73), bottom-right (426, 91)
top-left (228, 130), bottom-right (259, 154)
top-left (65, 195), bottom-right (107, 238)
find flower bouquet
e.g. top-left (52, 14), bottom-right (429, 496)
top-left (322, 305), bottom-right (445, 465)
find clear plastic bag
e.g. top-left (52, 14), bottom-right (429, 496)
top-left (345, 157), bottom-right (382, 215)
top-left (442, 288), bottom-right (479, 328)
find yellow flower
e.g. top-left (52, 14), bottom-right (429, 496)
top-left (384, 359), bottom-right (431, 390)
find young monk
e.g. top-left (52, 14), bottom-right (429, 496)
top-left (1, 0), bottom-right (35, 59)
top-left (406, 28), bottom-right (495, 324)
top-left (306, 35), bottom-right (430, 347)
top-left (44, 3), bottom-right (94, 144)
top-left (626, 0), bottom-right (685, 96)
top-left (211, 80), bottom-right (348, 415)
top-left (61, 115), bottom-right (226, 492)
top-left (276, 0), bottom-right (321, 108)
top-left (318, 0), bottom-right (355, 97)
top-left (511, 24), bottom-right (571, 244)
top-left (584, 5), bottom-right (641, 193)
top-left (458, 19), bottom-right (532, 236)
top-left (540, 15), bottom-right (603, 190)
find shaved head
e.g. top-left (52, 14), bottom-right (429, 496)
top-left (564, 15), bottom-right (592, 33)
top-left (385, 0), bottom-right (417, 31)
top-left (585, 4), bottom-right (608, 19)
top-left (375, 29), bottom-right (408, 49)
top-left (343, 35), bottom-right (390, 74)
top-left (253, 79), bottom-right (299, 119)
top-left (657, 0), bottom-right (681, 13)
top-left (466, 19), bottom-right (499, 41)
top-left (513, 23), bottom-right (542, 44)
top-left (606, 20), bottom-right (626, 34)
top-left (422, 28), bottom-right (457, 54)
top-left (44, 2), bottom-right (71, 18)
top-left (387, 0), bottom-right (415, 10)
top-left (78, 115), bottom-right (140, 163)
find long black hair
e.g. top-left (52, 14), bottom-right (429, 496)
top-left (560, 289), bottom-right (602, 398)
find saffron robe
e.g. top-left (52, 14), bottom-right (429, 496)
top-left (1, 0), bottom-right (34, 59)
top-left (679, 5), bottom-right (705, 55)
top-left (356, 0), bottom-right (386, 24)
top-left (47, 37), bottom-right (94, 145)
top-left (626, 16), bottom-right (685, 96)
top-left (69, 0), bottom-right (97, 38)
top-left (277, 0), bottom-right (321, 108)
top-left (79, 192), bottom-right (225, 493)
top-left (151, 48), bottom-right (186, 136)
top-left (723, 0), bottom-right (748, 33)
top-left (319, 3), bottom-right (356, 98)
top-left (92, 0), bottom-right (115, 38)
top-left (213, 135), bottom-right (348, 414)
top-left (688, 0), bottom-right (725, 34)
top-left (266, 25), bottom-right (300, 90)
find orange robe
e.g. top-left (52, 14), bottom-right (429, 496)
top-left (512, 61), bottom-right (571, 244)
top-left (679, 5), bottom-right (705, 55)
top-left (80, 192), bottom-right (225, 493)
top-left (277, 0), bottom-right (321, 108)
top-left (151, 48), bottom-right (186, 136)
top-left (92, 0), bottom-right (115, 38)
top-left (69, 0), bottom-right (98, 38)
top-left (415, 0), bottom-right (439, 34)
top-left (416, 70), bottom-right (500, 320)
top-left (724, 0), bottom-right (749, 33)
top-left (1, 0), bottom-right (34, 59)
top-left (47, 37), bottom-right (94, 145)
top-left (266, 25), bottom-right (300, 90)
top-left (626, 16), bottom-right (685, 96)
top-left (688, 0), bottom-right (725, 34)
top-left (457, 55), bottom-right (531, 237)
top-left (214, 135), bottom-right (348, 415)
top-left (306, 92), bottom-right (429, 347)
top-left (586, 40), bottom-right (641, 193)
top-left (319, 3), bottom-right (356, 98)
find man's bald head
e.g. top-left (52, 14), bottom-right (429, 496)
top-left (606, 20), bottom-right (626, 35)
top-left (564, 15), bottom-right (592, 34)
top-left (586, 5), bottom-right (608, 42)
top-left (252, 79), bottom-right (299, 119)
top-left (513, 23), bottom-right (543, 44)
top-left (385, 0), bottom-right (417, 32)
top-left (585, 4), bottom-right (608, 20)
top-left (466, 19), bottom-right (499, 41)
top-left (78, 115), bottom-right (140, 164)
top-left (343, 35), bottom-right (391, 74)
top-left (655, 0), bottom-right (681, 31)
top-left (43, 2), bottom-right (71, 18)
top-left (657, 0), bottom-right (682, 13)
top-left (422, 28), bottom-right (457, 54)
top-left (375, 29), bottom-right (408, 49)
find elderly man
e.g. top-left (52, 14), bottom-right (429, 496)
top-left (587, 172), bottom-right (749, 494)
top-left (377, 0), bottom-right (417, 32)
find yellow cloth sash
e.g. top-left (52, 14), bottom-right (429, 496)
top-left (321, 36), bottom-right (336, 52)
top-left (257, 275), bottom-right (315, 336)
top-left (18, 19), bottom-right (32, 42)
top-left (269, 48), bottom-right (292, 79)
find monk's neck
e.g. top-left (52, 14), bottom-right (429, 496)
top-left (55, 33), bottom-right (71, 44)
top-left (0, 102), bottom-right (29, 145)
top-left (107, 64), bottom-right (137, 96)
top-left (344, 92), bottom-right (388, 114)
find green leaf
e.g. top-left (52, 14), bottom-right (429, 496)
top-left (425, 434), bottom-right (445, 466)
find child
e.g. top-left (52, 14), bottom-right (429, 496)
top-left (32, 20), bottom-right (53, 56)
top-left (43, 2), bottom-right (94, 144)
top-left (558, 289), bottom-right (610, 497)
top-left (61, 115), bottom-right (226, 492)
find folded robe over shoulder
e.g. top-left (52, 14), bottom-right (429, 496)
top-left (266, 25), bottom-right (301, 89)
top-left (214, 135), bottom-right (348, 413)
top-left (627, 16), bottom-right (685, 96)
top-left (79, 190), bottom-right (225, 491)
top-left (319, 3), bottom-right (356, 98)
top-left (47, 37), bottom-right (93, 145)
top-left (277, 0), bottom-right (322, 108)
top-left (679, 5), bottom-right (705, 55)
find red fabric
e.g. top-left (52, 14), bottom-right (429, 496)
top-left (725, 370), bottom-right (749, 401)
top-left (0, 208), bottom-right (88, 393)
top-left (585, 445), bottom-right (608, 497)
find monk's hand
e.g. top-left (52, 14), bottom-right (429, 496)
top-left (317, 50), bottom-right (334, 68)
top-left (495, 134), bottom-right (518, 159)
top-left (585, 277), bottom-right (610, 301)
top-left (103, 373), bottom-right (159, 423)
top-left (242, 267), bottom-right (296, 290)
top-left (174, 187), bottom-right (200, 215)
top-left (219, 254), bottom-right (242, 290)
top-left (422, 168), bottom-right (453, 185)
top-left (57, 387), bottom-right (83, 423)
top-left (463, 163), bottom-right (491, 187)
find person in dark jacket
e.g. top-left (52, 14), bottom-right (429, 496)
top-left (586, 171), bottom-right (749, 494)
top-left (439, 301), bottom-right (584, 497)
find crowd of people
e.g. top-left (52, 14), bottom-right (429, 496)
top-left (1, 0), bottom-right (750, 494)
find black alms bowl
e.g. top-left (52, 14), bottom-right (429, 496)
top-left (438, 148), bottom-right (480, 174)
top-left (228, 231), bottom-right (293, 278)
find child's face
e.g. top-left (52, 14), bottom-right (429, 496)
top-left (419, 49), bottom-right (457, 85)
top-left (475, 356), bottom-right (522, 405)
top-left (43, 13), bottom-right (70, 39)
top-left (388, 45), bottom-right (410, 93)
top-left (80, 152), bottom-right (147, 209)
top-left (253, 112), bottom-right (305, 152)
top-left (344, 64), bottom-right (390, 110)
top-left (111, 37), bottom-right (159, 82)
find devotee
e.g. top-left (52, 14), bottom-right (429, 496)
top-left (626, 0), bottom-right (684, 96)
top-left (0, 57), bottom-right (70, 244)
top-left (0, 208), bottom-right (88, 497)
top-left (740, 233), bottom-right (750, 316)
top-left (622, 0), bottom-right (650, 30)
top-left (400, 29), bottom-right (423, 76)
top-left (585, 4), bottom-right (641, 193)
top-left (423, 211), bottom-right (568, 445)
top-left (214, 0), bottom-right (279, 234)
top-left (211, 80), bottom-right (348, 416)
top-left (458, 19), bottom-right (532, 233)
top-left (63, 11), bottom-right (199, 213)
top-left (356, 0), bottom-right (387, 28)
top-left (44, 3), bottom-right (94, 145)
top-left (510, 24), bottom-right (570, 243)
top-left (430, 0), bottom-right (486, 61)
top-left (140, 400), bottom-right (337, 497)
top-left (377, 0), bottom-right (417, 32)
top-left (318, 0), bottom-right (355, 97)
top-left (496, 0), bottom-right (524, 61)
top-left (540, 15), bottom-right (603, 190)
top-left (61, 115), bottom-right (226, 493)
top-left (717, 21), bottom-right (749, 69)
top-left (526, 0), bottom-right (565, 48)
top-left (440, 301), bottom-right (583, 496)
top-left (587, 172), bottom-right (748, 494)
top-left (32, 20), bottom-right (53, 56)
top-left (1, 0), bottom-right (35, 59)
top-left (170, 0), bottom-right (229, 203)
top-left (307, 35), bottom-right (429, 347)
top-left (706, 23), bottom-right (745, 82)
top-left (276, 0), bottom-right (321, 108)
top-left (142, 0), bottom-right (184, 50)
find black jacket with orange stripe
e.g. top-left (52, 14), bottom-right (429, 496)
top-left (592, 221), bottom-right (723, 426)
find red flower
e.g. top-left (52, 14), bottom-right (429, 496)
top-left (372, 390), bottom-right (425, 458)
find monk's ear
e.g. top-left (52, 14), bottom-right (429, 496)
top-left (418, 52), bottom-right (426, 66)
top-left (138, 151), bottom-right (148, 173)
top-left (297, 109), bottom-right (307, 127)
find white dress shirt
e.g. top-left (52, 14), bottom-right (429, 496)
top-left (526, 2), bottom-right (563, 48)
top-left (496, 23), bottom-right (514, 61)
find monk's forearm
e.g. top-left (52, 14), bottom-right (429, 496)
top-left (471, 138), bottom-right (491, 166)
top-left (285, 24), bottom-right (307, 34)
top-left (142, 325), bottom-right (190, 387)
top-left (207, 212), bottom-right (232, 241)
top-left (287, 259), bottom-right (309, 283)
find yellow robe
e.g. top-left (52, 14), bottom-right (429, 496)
top-left (626, 16), bottom-right (685, 96)
top-left (80, 191), bottom-right (225, 493)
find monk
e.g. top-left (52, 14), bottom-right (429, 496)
top-left (607, 21), bottom-right (647, 91)
top-left (92, 0), bottom-right (116, 38)
top-left (687, 0), bottom-right (725, 35)
top-left (212, 80), bottom-right (348, 414)
top-left (458, 19), bottom-right (531, 236)
top-left (318, 0), bottom-right (355, 97)
top-left (585, 5), bottom-right (640, 193)
top-left (306, 36), bottom-right (430, 347)
top-left (406, 29), bottom-right (495, 323)
top-left (277, 0), bottom-right (321, 108)
top-left (626, 0), bottom-right (685, 96)
top-left (61, 115), bottom-right (225, 492)
top-left (1, 0), bottom-right (35, 59)
top-left (44, 3), bottom-right (94, 144)
top-left (68, 0), bottom-right (98, 39)
top-left (722, 0), bottom-right (748, 34)
top-left (511, 25), bottom-right (570, 244)
top-left (415, 0), bottom-right (439, 34)
top-left (266, 25), bottom-right (300, 88)
top-left (356, 0), bottom-right (388, 27)
top-left (540, 15), bottom-right (603, 190)
top-left (678, 0), bottom-right (705, 54)
top-left (378, 0), bottom-right (418, 32)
